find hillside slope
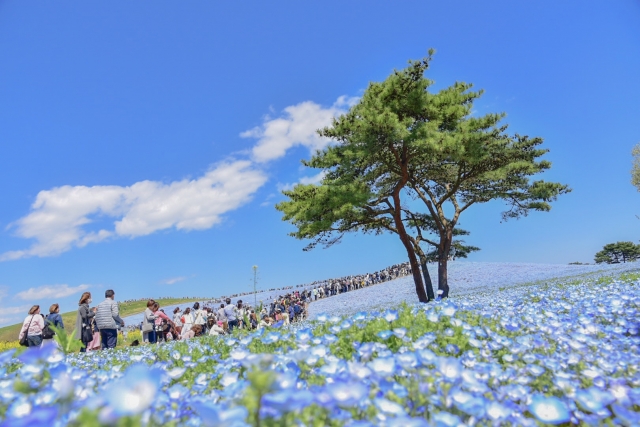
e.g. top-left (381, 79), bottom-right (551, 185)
top-left (308, 261), bottom-right (640, 319)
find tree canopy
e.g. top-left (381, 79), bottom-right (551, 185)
top-left (276, 54), bottom-right (570, 302)
top-left (594, 241), bottom-right (640, 264)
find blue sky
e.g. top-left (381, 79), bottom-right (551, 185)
top-left (1, 1), bottom-right (639, 326)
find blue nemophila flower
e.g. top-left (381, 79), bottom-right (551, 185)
top-left (445, 344), bottom-right (460, 355)
top-left (441, 304), bottom-right (457, 317)
top-left (295, 328), bottom-right (312, 342)
top-left (376, 330), bottom-right (393, 340)
top-left (386, 417), bottom-right (429, 427)
top-left (437, 357), bottom-right (462, 381)
top-left (262, 332), bottom-right (281, 344)
top-left (528, 395), bottom-right (571, 425)
top-left (324, 381), bottom-right (368, 407)
top-left (230, 348), bottom-right (250, 361)
top-left (396, 352), bottom-right (418, 369)
top-left (382, 310), bottom-right (398, 322)
top-left (353, 312), bottom-right (367, 321)
top-left (17, 345), bottom-right (62, 366)
top-left (102, 364), bottom-right (163, 416)
top-left (167, 367), bottom-right (187, 379)
top-left (426, 311), bottom-right (440, 323)
top-left (612, 404), bottom-right (640, 426)
top-left (484, 401), bottom-right (512, 421)
top-left (0, 405), bottom-right (58, 427)
top-left (373, 397), bottom-right (405, 416)
top-left (190, 400), bottom-right (249, 427)
top-left (368, 357), bottom-right (396, 376)
top-left (431, 411), bottom-right (463, 427)
top-left (0, 349), bottom-right (16, 366)
top-left (574, 387), bottom-right (616, 412)
top-left (392, 328), bottom-right (407, 339)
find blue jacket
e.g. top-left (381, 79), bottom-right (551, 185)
top-left (46, 312), bottom-right (64, 329)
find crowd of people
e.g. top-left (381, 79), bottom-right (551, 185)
top-left (152, 292), bottom-right (310, 343)
top-left (17, 261), bottom-right (412, 350)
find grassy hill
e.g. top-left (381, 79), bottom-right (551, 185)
top-left (0, 297), bottom-right (199, 343)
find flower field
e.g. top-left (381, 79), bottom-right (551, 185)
top-left (0, 266), bottom-right (639, 426)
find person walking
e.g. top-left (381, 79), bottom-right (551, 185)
top-left (43, 303), bottom-right (64, 346)
top-left (18, 305), bottom-right (45, 348)
top-left (76, 292), bottom-right (95, 352)
top-left (95, 289), bottom-right (124, 350)
top-left (224, 298), bottom-right (238, 332)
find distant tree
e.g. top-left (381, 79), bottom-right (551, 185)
top-left (632, 143), bottom-right (640, 191)
top-left (594, 241), bottom-right (640, 264)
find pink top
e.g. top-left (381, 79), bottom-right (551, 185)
top-left (19, 314), bottom-right (44, 340)
top-left (154, 310), bottom-right (171, 325)
top-left (182, 330), bottom-right (195, 339)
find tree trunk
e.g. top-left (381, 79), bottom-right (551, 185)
top-left (420, 258), bottom-right (435, 301)
top-left (394, 227), bottom-right (428, 303)
top-left (390, 178), bottom-right (428, 303)
top-left (437, 229), bottom-right (453, 298)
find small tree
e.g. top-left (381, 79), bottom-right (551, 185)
top-left (594, 241), bottom-right (640, 264)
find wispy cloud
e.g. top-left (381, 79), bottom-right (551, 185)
top-left (242, 96), bottom-right (358, 163)
top-left (161, 276), bottom-right (187, 285)
top-left (15, 284), bottom-right (91, 301)
top-left (277, 171), bottom-right (327, 192)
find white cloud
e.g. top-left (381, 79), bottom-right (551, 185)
top-left (162, 276), bottom-right (187, 285)
top-left (2, 161), bottom-right (267, 261)
top-left (242, 96), bottom-right (358, 163)
top-left (15, 284), bottom-right (91, 301)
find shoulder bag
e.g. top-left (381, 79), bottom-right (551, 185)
top-left (19, 315), bottom-right (34, 347)
top-left (80, 308), bottom-right (93, 343)
top-left (42, 315), bottom-right (56, 339)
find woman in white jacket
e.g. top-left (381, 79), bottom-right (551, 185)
top-left (19, 305), bottom-right (45, 348)
top-left (180, 307), bottom-right (193, 339)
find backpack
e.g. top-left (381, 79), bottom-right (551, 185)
top-left (42, 315), bottom-right (56, 339)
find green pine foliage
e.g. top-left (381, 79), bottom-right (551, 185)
top-left (594, 241), bottom-right (640, 264)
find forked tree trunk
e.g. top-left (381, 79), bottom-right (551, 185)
top-left (437, 229), bottom-right (453, 298)
top-left (391, 180), bottom-right (429, 303)
top-left (420, 258), bottom-right (435, 301)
